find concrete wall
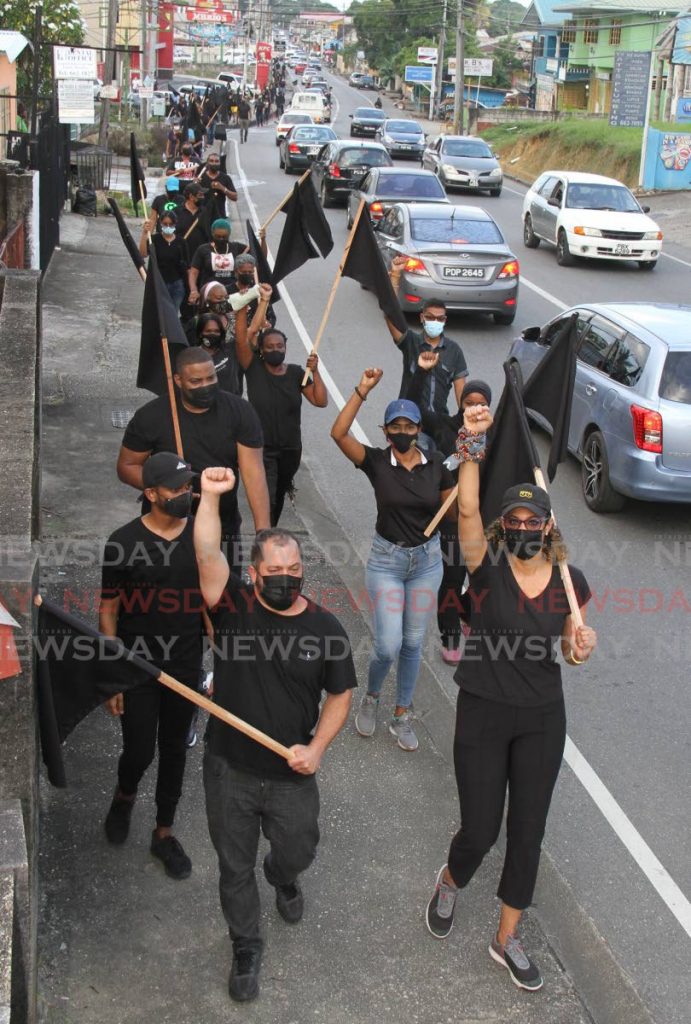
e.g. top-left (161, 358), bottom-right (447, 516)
top-left (0, 163), bottom-right (38, 271)
top-left (0, 270), bottom-right (42, 1023)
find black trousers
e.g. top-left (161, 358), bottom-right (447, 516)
top-left (118, 670), bottom-right (198, 828)
top-left (437, 521), bottom-right (469, 648)
top-left (263, 446), bottom-right (302, 526)
top-left (204, 751), bottom-right (320, 949)
top-left (447, 691), bottom-right (566, 910)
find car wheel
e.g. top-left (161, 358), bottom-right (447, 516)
top-left (493, 311), bottom-right (516, 326)
top-left (275, 137), bottom-right (280, 147)
top-left (523, 215), bottom-right (540, 249)
top-left (279, 152), bottom-right (285, 168)
top-left (320, 181), bottom-right (333, 208)
top-left (639, 260), bottom-right (656, 271)
top-left (581, 430), bottom-right (625, 513)
top-left (489, 187), bottom-right (502, 197)
top-left (284, 162), bottom-right (292, 174)
top-left (556, 229), bottom-right (575, 266)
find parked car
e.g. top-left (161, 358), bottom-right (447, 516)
top-left (422, 134), bottom-right (503, 195)
top-left (275, 111), bottom-right (314, 145)
top-left (279, 124), bottom-right (338, 172)
top-left (349, 72), bottom-right (366, 87)
top-left (522, 171), bottom-right (663, 269)
top-left (349, 106), bottom-right (386, 137)
top-left (374, 202), bottom-right (519, 322)
top-left (375, 119), bottom-right (426, 159)
top-left (311, 140), bottom-right (393, 207)
top-left (346, 167), bottom-right (448, 227)
top-left (509, 303), bottom-right (691, 510)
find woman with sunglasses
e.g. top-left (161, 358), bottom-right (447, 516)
top-left (425, 403), bottom-right (597, 993)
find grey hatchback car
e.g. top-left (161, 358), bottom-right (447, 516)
top-left (509, 303), bottom-right (691, 511)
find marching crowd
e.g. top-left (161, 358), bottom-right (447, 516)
top-left (96, 88), bottom-right (598, 1005)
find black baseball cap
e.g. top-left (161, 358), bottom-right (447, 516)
top-left (501, 484), bottom-right (551, 518)
top-left (184, 182), bottom-right (205, 196)
top-left (142, 452), bottom-right (195, 490)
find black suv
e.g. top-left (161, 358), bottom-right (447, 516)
top-left (311, 140), bottom-right (393, 206)
top-left (350, 106), bottom-right (386, 137)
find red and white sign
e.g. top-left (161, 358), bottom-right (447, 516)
top-left (256, 41), bottom-right (272, 90)
top-left (256, 41), bottom-right (272, 62)
top-left (185, 1), bottom-right (235, 24)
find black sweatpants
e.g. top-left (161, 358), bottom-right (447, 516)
top-left (118, 670), bottom-right (198, 828)
top-left (447, 690), bottom-right (566, 910)
top-left (437, 521), bottom-right (469, 648)
top-left (263, 446), bottom-right (302, 526)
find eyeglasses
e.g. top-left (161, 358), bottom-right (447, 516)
top-left (502, 515), bottom-right (546, 531)
top-left (422, 314), bottom-right (447, 322)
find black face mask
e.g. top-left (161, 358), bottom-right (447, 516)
top-left (387, 432), bottom-right (417, 454)
top-left (201, 333), bottom-right (224, 350)
top-left (183, 383), bottom-right (218, 409)
top-left (504, 528), bottom-right (544, 561)
top-left (212, 238), bottom-right (229, 253)
top-left (237, 273), bottom-right (255, 286)
top-left (262, 349), bottom-right (285, 367)
top-left (162, 491), bottom-right (193, 519)
top-left (258, 573), bottom-right (303, 611)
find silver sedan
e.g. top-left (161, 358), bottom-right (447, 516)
top-left (422, 135), bottom-right (503, 196)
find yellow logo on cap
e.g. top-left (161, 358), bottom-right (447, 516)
top-left (519, 489), bottom-right (533, 498)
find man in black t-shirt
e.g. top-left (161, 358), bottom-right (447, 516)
top-left (238, 96), bottom-right (251, 143)
top-left (198, 151), bottom-right (237, 221)
top-left (100, 452), bottom-right (203, 879)
top-left (195, 467), bottom-right (356, 1004)
top-left (117, 347), bottom-right (270, 574)
top-left (150, 176), bottom-right (184, 232)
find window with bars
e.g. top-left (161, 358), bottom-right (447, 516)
top-left (562, 22), bottom-right (576, 44)
top-left (584, 19), bottom-right (599, 44)
top-left (609, 20), bottom-right (622, 45)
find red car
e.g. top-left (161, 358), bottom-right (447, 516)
top-left (294, 61), bottom-right (307, 75)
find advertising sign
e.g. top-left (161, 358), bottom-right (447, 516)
top-left (610, 51), bottom-right (651, 127)
top-left (58, 79), bottom-right (95, 124)
top-left (185, 0), bottom-right (234, 23)
top-left (54, 46), bottom-right (97, 80)
top-left (405, 65), bottom-right (434, 84)
top-left (417, 46), bottom-right (438, 65)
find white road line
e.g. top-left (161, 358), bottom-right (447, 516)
top-left (232, 133), bottom-right (691, 940)
top-left (501, 183), bottom-right (526, 197)
top-left (519, 275), bottom-right (569, 312)
top-left (660, 249), bottom-right (691, 268)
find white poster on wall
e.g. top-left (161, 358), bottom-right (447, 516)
top-left (58, 79), bottom-right (95, 124)
top-left (53, 46), bottom-right (97, 80)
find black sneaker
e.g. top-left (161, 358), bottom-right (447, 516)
top-left (104, 791), bottom-right (135, 845)
top-left (425, 863), bottom-right (458, 939)
top-left (228, 943), bottom-right (262, 1002)
top-left (150, 833), bottom-right (192, 880)
top-left (263, 854), bottom-right (304, 924)
top-left (489, 933), bottom-right (543, 991)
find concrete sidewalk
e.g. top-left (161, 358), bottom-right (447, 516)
top-left (36, 212), bottom-right (594, 1024)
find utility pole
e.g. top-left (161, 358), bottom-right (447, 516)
top-left (99, 0), bottom-right (119, 146)
top-left (435, 0), bottom-right (448, 121)
top-left (140, 0), bottom-right (148, 128)
top-left (453, 0), bottom-right (464, 135)
top-left (30, 2), bottom-right (42, 136)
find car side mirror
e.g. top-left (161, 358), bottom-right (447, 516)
top-left (641, 204), bottom-right (650, 213)
top-left (348, 113), bottom-right (353, 118)
top-left (521, 326), bottom-right (542, 342)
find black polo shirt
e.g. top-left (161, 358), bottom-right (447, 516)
top-left (148, 233), bottom-right (187, 284)
top-left (357, 446), bottom-right (455, 547)
top-left (397, 328), bottom-right (468, 415)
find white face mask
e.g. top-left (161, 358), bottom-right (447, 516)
top-left (423, 320), bottom-right (444, 339)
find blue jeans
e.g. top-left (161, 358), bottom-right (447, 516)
top-left (365, 532), bottom-right (443, 708)
top-left (166, 277), bottom-right (185, 312)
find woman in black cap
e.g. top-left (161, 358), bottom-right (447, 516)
top-left (425, 402), bottom-right (597, 993)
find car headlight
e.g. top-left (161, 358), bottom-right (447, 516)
top-left (644, 230), bottom-right (663, 240)
top-left (573, 226), bottom-right (602, 237)
top-left (441, 164), bottom-right (456, 174)
top-left (490, 168), bottom-right (502, 177)
top-left (383, 135), bottom-right (392, 144)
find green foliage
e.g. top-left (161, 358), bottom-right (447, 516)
top-left (487, 0), bottom-right (527, 37)
top-left (1, 0), bottom-right (85, 98)
top-left (487, 37), bottom-right (524, 88)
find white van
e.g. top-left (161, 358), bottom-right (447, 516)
top-left (290, 91), bottom-right (330, 124)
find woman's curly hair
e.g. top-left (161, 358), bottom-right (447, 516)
top-left (485, 518), bottom-right (568, 564)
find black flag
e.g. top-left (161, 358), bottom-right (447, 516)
top-left (246, 219), bottom-right (280, 303)
top-left (342, 208), bottom-right (407, 334)
top-left (130, 132), bottom-right (147, 215)
top-left (36, 598), bottom-right (160, 787)
top-left (137, 246), bottom-right (189, 395)
top-left (107, 197), bottom-right (146, 276)
top-left (280, 174), bottom-right (333, 258)
top-left (522, 313), bottom-right (579, 482)
top-left (272, 183), bottom-right (320, 284)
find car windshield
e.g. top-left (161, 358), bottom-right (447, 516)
top-left (442, 140), bottom-right (493, 158)
top-left (411, 217), bottom-right (503, 244)
top-left (284, 114), bottom-right (310, 123)
top-left (356, 108), bottom-right (385, 118)
top-left (387, 121), bottom-right (423, 134)
top-left (339, 148), bottom-right (391, 167)
top-left (293, 127), bottom-right (333, 141)
top-left (565, 183), bottom-right (641, 211)
top-left (376, 173), bottom-right (445, 198)
top-left (659, 351), bottom-right (691, 404)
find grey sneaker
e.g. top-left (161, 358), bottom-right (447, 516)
top-left (425, 864), bottom-right (458, 939)
top-left (355, 694), bottom-right (379, 737)
top-left (489, 933), bottom-right (543, 991)
top-left (389, 709), bottom-right (419, 751)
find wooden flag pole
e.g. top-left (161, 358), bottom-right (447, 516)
top-left (301, 198), bottom-right (366, 387)
top-left (139, 181), bottom-right (151, 242)
top-left (260, 169), bottom-right (310, 234)
top-left (532, 466), bottom-right (583, 627)
top-left (137, 266), bottom-right (147, 283)
top-left (183, 217), bottom-right (200, 241)
top-left (161, 336), bottom-right (184, 458)
top-left (424, 484), bottom-right (458, 538)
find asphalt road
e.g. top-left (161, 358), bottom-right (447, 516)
top-left (229, 72), bottom-right (691, 1024)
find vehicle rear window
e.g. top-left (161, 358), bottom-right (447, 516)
top-left (410, 217), bottom-right (502, 244)
top-left (377, 173), bottom-right (445, 198)
top-left (659, 351), bottom-right (691, 403)
top-left (293, 127), bottom-right (333, 141)
top-left (356, 107), bottom-right (384, 118)
top-left (338, 148), bottom-right (391, 167)
top-left (442, 140), bottom-right (493, 158)
top-left (387, 121), bottom-right (423, 133)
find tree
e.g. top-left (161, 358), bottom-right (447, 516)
top-left (487, 0), bottom-right (527, 38)
top-left (1, 0), bottom-right (86, 100)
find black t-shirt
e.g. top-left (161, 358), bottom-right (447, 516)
top-left (238, 100), bottom-right (251, 119)
top-left (198, 170), bottom-right (236, 221)
top-left (244, 356), bottom-right (305, 449)
top-left (211, 344), bottom-right (242, 396)
top-left (207, 575), bottom-right (357, 779)
top-left (407, 365), bottom-right (462, 455)
top-left (397, 329), bottom-right (468, 415)
top-left (176, 205), bottom-right (210, 258)
top-left (191, 241), bottom-right (247, 289)
top-left (152, 192), bottom-right (184, 218)
top-left (357, 446), bottom-right (455, 547)
top-left (148, 233), bottom-right (188, 283)
top-left (101, 517), bottom-right (202, 679)
top-left (122, 391), bottom-right (263, 535)
top-left (456, 548), bottom-right (591, 707)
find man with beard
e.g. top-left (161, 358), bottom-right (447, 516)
top-left (198, 151), bottom-right (238, 220)
top-left (194, 467), bottom-right (356, 1003)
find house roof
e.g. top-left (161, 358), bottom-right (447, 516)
top-left (554, 0), bottom-right (686, 13)
top-left (521, 0), bottom-right (569, 27)
top-left (0, 31), bottom-right (29, 64)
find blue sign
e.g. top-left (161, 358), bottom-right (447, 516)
top-left (404, 65), bottom-right (433, 84)
top-left (676, 96), bottom-right (691, 122)
top-left (643, 127), bottom-right (691, 189)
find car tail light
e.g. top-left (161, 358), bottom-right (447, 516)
top-left (328, 162), bottom-right (341, 178)
top-left (369, 201), bottom-right (384, 219)
top-left (288, 143), bottom-right (300, 153)
top-left (497, 259), bottom-right (519, 279)
top-left (504, 297), bottom-right (516, 306)
top-left (631, 405), bottom-right (662, 453)
top-left (404, 294), bottom-right (421, 303)
top-left (403, 256), bottom-right (429, 276)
